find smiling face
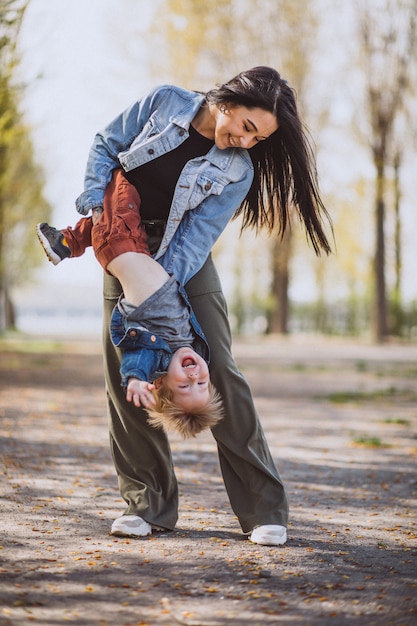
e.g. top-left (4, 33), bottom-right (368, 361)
top-left (211, 104), bottom-right (278, 150)
top-left (162, 347), bottom-right (210, 412)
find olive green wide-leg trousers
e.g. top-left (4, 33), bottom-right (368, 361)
top-left (103, 255), bottom-right (289, 534)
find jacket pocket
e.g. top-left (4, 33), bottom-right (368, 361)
top-left (130, 114), bottom-right (159, 146)
top-left (187, 174), bottom-right (226, 211)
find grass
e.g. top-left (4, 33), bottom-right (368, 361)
top-left (0, 332), bottom-right (101, 355)
top-left (383, 417), bottom-right (411, 426)
top-left (326, 388), bottom-right (398, 403)
top-left (0, 332), bottom-right (65, 354)
top-left (351, 436), bottom-right (390, 448)
top-left (326, 386), bottom-right (417, 404)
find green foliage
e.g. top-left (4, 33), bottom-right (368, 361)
top-left (327, 388), bottom-right (398, 403)
top-left (358, 0), bottom-right (417, 342)
top-left (383, 417), bottom-right (410, 426)
top-left (326, 387), bottom-right (417, 405)
top-left (351, 436), bottom-right (389, 448)
top-left (0, 0), bottom-right (52, 329)
top-left (150, 0), bottom-right (319, 93)
top-left (151, 0), bottom-right (326, 337)
top-left (149, 0), bottom-right (239, 88)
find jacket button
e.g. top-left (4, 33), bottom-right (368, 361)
top-left (129, 330), bottom-right (137, 337)
top-left (148, 148), bottom-right (154, 155)
top-left (179, 129), bottom-right (185, 136)
top-left (204, 181), bottom-right (211, 191)
top-left (151, 335), bottom-right (156, 342)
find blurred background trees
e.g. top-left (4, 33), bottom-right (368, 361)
top-left (151, 0), bottom-right (330, 335)
top-left (0, 0), bottom-right (51, 332)
top-left (356, 0), bottom-right (417, 342)
top-left (149, 0), bottom-right (417, 341)
top-left (3, 0), bottom-right (417, 342)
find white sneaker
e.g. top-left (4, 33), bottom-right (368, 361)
top-left (249, 524), bottom-right (287, 546)
top-left (110, 515), bottom-right (152, 537)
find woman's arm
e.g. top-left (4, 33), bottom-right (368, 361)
top-left (75, 85), bottom-right (168, 215)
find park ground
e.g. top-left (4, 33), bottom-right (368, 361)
top-left (0, 333), bottom-right (416, 626)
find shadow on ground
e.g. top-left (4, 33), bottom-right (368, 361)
top-left (0, 336), bottom-right (416, 625)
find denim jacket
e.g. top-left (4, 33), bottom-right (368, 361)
top-left (76, 84), bottom-right (254, 285)
top-left (110, 283), bottom-right (209, 388)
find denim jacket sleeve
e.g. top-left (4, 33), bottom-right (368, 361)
top-left (74, 83), bottom-right (254, 287)
top-left (75, 85), bottom-right (170, 215)
top-left (110, 306), bottom-right (171, 388)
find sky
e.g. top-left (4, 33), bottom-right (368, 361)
top-left (17, 0), bottom-right (156, 298)
top-left (15, 0), bottom-right (417, 328)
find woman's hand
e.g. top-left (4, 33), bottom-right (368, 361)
top-left (91, 206), bottom-right (104, 225)
top-left (126, 378), bottom-right (156, 408)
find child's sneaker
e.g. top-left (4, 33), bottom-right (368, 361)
top-left (37, 223), bottom-right (71, 265)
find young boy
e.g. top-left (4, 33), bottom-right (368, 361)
top-left (37, 170), bottom-right (222, 438)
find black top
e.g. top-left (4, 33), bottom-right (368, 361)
top-left (124, 123), bottom-right (214, 222)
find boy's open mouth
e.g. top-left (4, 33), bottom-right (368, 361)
top-left (182, 357), bottom-right (196, 368)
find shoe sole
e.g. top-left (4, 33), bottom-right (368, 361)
top-left (249, 536), bottom-right (287, 546)
top-left (110, 524), bottom-right (166, 538)
top-left (110, 529), bottom-right (152, 538)
top-left (110, 517), bottom-right (153, 538)
top-left (36, 224), bottom-right (62, 265)
top-left (249, 530), bottom-right (287, 546)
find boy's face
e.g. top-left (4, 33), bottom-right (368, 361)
top-left (164, 347), bottom-right (210, 411)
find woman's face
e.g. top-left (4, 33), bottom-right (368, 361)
top-left (211, 104), bottom-right (278, 150)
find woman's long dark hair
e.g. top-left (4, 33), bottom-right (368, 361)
top-left (205, 66), bottom-right (332, 255)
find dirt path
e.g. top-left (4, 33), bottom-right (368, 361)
top-left (0, 335), bottom-right (416, 626)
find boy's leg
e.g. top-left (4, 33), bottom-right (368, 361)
top-left (92, 169), bottom-right (150, 272)
top-left (62, 216), bottom-right (93, 257)
top-left (185, 256), bottom-right (289, 534)
top-left (38, 170), bottom-right (146, 267)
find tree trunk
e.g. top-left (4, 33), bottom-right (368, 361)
top-left (374, 164), bottom-right (387, 343)
top-left (390, 151), bottom-right (403, 336)
top-left (393, 153), bottom-right (402, 304)
top-left (0, 227), bottom-right (5, 333)
top-left (268, 229), bottom-right (291, 334)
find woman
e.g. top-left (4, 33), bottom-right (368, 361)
top-left (76, 66), bottom-right (332, 545)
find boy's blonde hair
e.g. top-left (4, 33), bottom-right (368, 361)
top-left (146, 381), bottom-right (223, 438)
